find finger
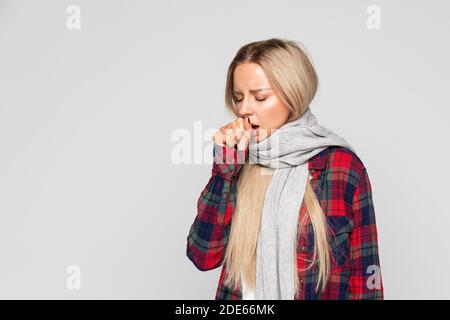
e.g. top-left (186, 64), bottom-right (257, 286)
top-left (243, 116), bottom-right (251, 130)
top-left (237, 118), bottom-right (245, 133)
top-left (237, 129), bottom-right (250, 151)
top-left (224, 128), bottom-right (236, 147)
top-left (238, 123), bottom-right (251, 150)
top-left (218, 128), bottom-right (227, 146)
top-left (238, 118), bottom-right (248, 143)
top-left (233, 120), bottom-right (243, 141)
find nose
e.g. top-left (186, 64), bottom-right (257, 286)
top-left (237, 98), bottom-right (254, 118)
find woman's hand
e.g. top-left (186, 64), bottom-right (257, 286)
top-left (213, 117), bottom-right (252, 151)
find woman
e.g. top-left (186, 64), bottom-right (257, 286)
top-left (186, 38), bottom-right (383, 300)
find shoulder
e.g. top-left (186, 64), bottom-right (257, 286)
top-left (327, 146), bottom-right (366, 173)
top-left (322, 146), bottom-right (367, 188)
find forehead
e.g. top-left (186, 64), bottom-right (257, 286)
top-left (233, 62), bottom-right (271, 91)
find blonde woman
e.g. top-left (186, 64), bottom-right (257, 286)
top-left (186, 38), bottom-right (383, 300)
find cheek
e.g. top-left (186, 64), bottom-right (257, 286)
top-left (258, 101), bottom-right (289, 128)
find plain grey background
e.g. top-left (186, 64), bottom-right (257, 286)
top-left (0, 0), bottom-right (449, 299)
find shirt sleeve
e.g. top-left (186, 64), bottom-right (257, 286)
top-left (348, 167), bottom-right (384, 299)
top-left (186, 144), bottom-right (247, 271)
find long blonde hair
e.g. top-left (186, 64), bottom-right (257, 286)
top-left (222, 38), bottom-right (332, 295)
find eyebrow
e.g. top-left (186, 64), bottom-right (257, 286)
top-left (232, 87), bottom-right (272, 95)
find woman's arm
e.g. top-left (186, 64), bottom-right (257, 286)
top-left (349, 167), bottom-right (384, 299)
top-left (186, 143), bottom-right (247, 271)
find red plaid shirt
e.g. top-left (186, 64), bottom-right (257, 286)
top-left (187, 143), bottom-right (384, 299)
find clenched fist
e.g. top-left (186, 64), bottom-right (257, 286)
top-left (213, 117), bottom-right (252, 151)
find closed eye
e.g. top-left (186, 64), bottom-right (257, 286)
top-left (232, 96), bottom-right (266, 103)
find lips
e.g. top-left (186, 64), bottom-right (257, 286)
top-left (251, 124), bottom-right (260, 135)
top-left (248, 119), bottom-right (259, 129)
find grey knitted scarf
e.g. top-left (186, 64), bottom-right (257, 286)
top-left (247, 108), bottom-right (355, 300)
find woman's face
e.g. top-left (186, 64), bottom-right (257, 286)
top-left (232, 62), bottom-right (290, 142)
